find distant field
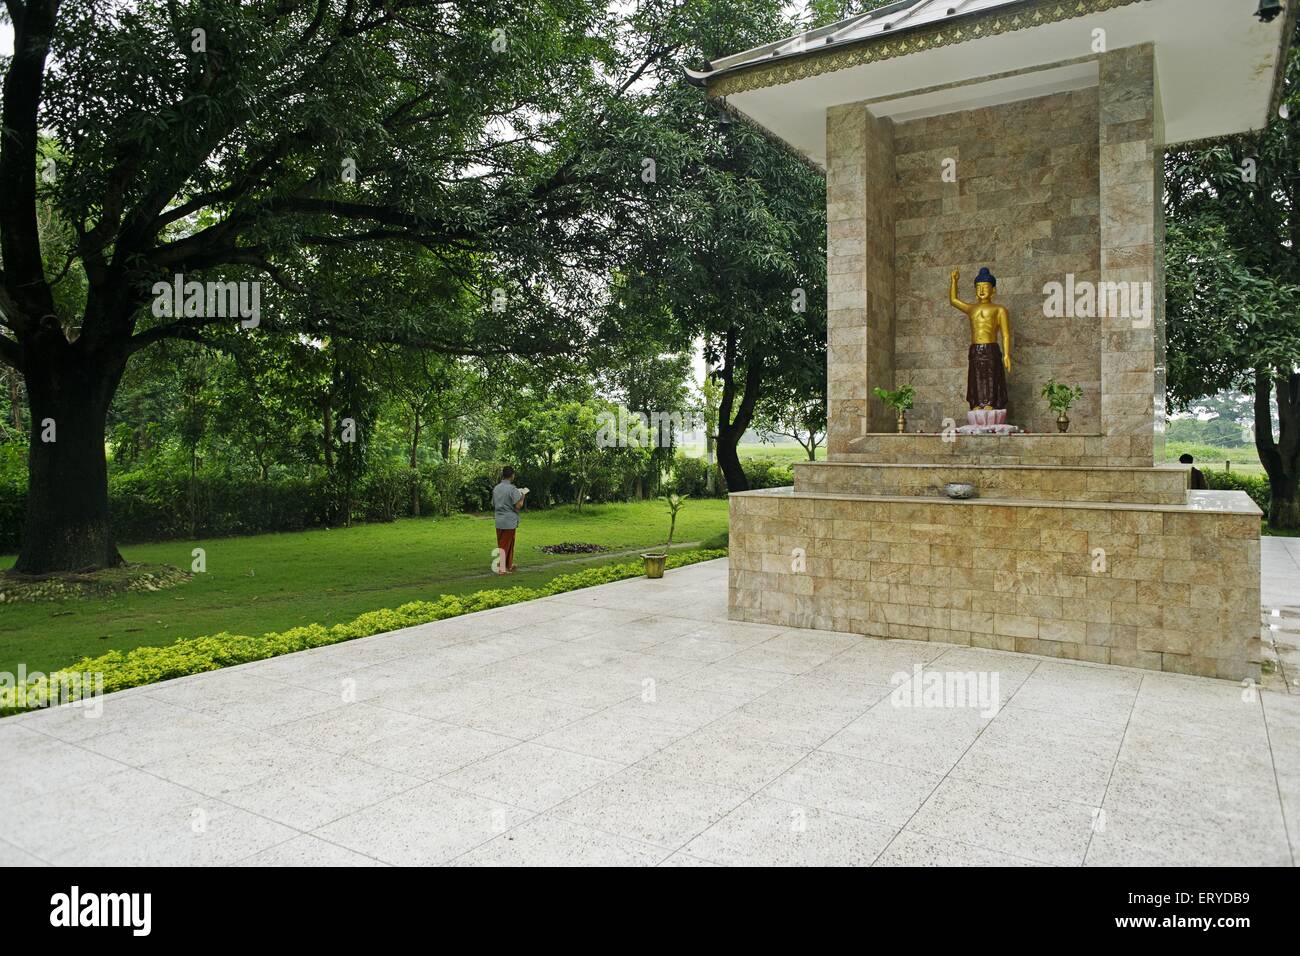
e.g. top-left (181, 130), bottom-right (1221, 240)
top-left (680, 443), bottom-right (824, 463)
top-left (1163, 441), bottom-right (1264, 475)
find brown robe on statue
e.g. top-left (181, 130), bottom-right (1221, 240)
top-left (966, 343), bottom-right (1009, 410)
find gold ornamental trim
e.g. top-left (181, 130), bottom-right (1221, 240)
top-left (707, 0), bottom-right (1150, 98)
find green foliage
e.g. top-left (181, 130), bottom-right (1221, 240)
top-left (0, 548), bottom-right (727, 713)
top-left (0, 458), bottom-right (516, 551)
top-left (1165, 415), bottom-right (1252, 449)
top-left (1164, 20), bottom-right (1300, 524)
top-left (668, 454), bottom-right (718, 498)
top-left (728, 459), bottom-right (794, 491)
top-left (1041, 379), bottom-right (1083, 414)
top-left (873, 384), bottom-right (915, 413)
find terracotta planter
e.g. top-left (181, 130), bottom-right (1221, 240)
top-left (642, 553), bottom-right (667, 578)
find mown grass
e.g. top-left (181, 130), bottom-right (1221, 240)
top-left (0, 500), bottom-right (729, 675)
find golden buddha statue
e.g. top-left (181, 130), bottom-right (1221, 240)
top-left (949, 266), bottom-right (1011, 413)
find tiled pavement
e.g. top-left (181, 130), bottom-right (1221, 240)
top-left (1263, 535), bottom-right (1300, 694)
top-left (2, 556), bottom-right (1297, 867)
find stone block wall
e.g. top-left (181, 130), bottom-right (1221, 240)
top-left (793, 461), bottom-right (1189, 505)
top-left (827, 105), bottom-right (897, 451)
top-left (1100, 43), bottom-right (1165, 462)
top-left (728, 489), bottom-right (1261, 681)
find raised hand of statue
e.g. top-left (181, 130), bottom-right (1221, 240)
top-left (950, 269), bottom-right (959, 284)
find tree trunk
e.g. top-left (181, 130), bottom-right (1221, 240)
top-left (1273, 482), bottom-right (1300, 528)
top-left (1255, 370), bottom-right (1300, 529)
top-left (715, 332), bottom-right (763, 494)
top-left (410, 414), bottom-right (421, 518)
top-left (716, 436), bottom-right (746, 493)
top-left (13, 348), bottom-right (126, 574)
top-left (8, 371), bottom-right (21, 431)
top-left (440, 427), bottom-right (451, 462)
top-left (322, 398), bottom-right (334, 472)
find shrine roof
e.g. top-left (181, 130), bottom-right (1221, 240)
top-left (686, 0), bottom-right (1296, 166)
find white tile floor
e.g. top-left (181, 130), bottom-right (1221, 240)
top-left (2, 556), bottom-right (1297, 866)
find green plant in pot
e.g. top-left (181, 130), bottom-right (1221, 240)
top-left (874, 384), bottom-right (916, 434)
top-left (1041, 379), bottom-right (1083, 433)
top-left (643, 493), bottom-right (687, 579)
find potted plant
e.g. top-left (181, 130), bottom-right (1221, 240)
top-left (1041, 379), bottom-right (1083, 432)
top-left (643, 493), bottom-right (687, 579)
top-left (874, 384), bottom-right (916, 434)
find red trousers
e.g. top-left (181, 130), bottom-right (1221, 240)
top-left (495, 528), bottom-right (516, 572)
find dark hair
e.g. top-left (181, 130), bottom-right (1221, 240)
top-left (1178, 454), bottom-right (1194, 464)
top-left (501, 466), bottom-right (515, 479)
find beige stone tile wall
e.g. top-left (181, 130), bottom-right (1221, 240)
top-left (892, 88), bottom-right (1102, 435)
top-left (827, 105), bottom-right (896, 452)
top-left (1100, 43), bottom-right (1164, 459)
top-left (793, 461), bottom-right (1189, 505)
top-left (728, 491), bottom-right (1261, 681)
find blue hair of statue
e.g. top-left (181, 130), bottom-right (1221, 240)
top-left (974, 267), bottom-right (997, 287)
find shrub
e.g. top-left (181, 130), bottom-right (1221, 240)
top-left (357, 461), bottom-right (407, 523)
top-left (668, 454), bottom-right (720, 498)
top-left (108, 470), bottom-right (334, 542)
top-left (0, 443), bottom-right (26, 554)
top-left (734, 458), bottom-right (794, 491)
top-left (1, 548), bottom-right (728, 713)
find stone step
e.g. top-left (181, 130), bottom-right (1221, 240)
top-left (793, 460), bottom-right (1189, 504)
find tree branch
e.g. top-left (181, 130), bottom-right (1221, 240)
top-left (0, 0), bottom-right (60, 326)
top-left (0, 333), bottom-right (23, 372)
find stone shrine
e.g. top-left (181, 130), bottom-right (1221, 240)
top-left (688, 0), bottom-right (1297, 679)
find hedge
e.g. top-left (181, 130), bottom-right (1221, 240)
top-left (0, 547), bottom-right (727, 714)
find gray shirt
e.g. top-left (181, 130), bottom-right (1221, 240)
top-left (492, 480), bottom-right (523, 530)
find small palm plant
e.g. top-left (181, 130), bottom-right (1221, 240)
top-left (663, 493), bottom-right (687, 548)
top-left (874, 384), bottom-right (916, 433)
top-left (643, 493), bottom-right (687, 579)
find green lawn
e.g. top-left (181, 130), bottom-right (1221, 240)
top-left (0, 500), bottom-right (729, 675)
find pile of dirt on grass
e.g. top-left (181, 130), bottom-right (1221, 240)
top-left (536, 542), bottom-right (608, 555)
top-left (0, 564), bottom-right (192, 604)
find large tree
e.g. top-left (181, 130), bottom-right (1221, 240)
top-left (1166, 17), bottom-right (1300, 526)
top-left (624, 77), bottom-right (827, 491)
top-left (0, 0), bottom-right (669, 572)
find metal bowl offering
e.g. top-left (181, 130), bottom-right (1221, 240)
top-left (943, 482), bottom-right (977, 499)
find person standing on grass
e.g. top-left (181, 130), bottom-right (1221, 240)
top-left (492, 466), bottom-right (526, 574)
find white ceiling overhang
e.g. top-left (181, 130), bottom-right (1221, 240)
top-left (695, 0), bottom-right (1293, 166)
